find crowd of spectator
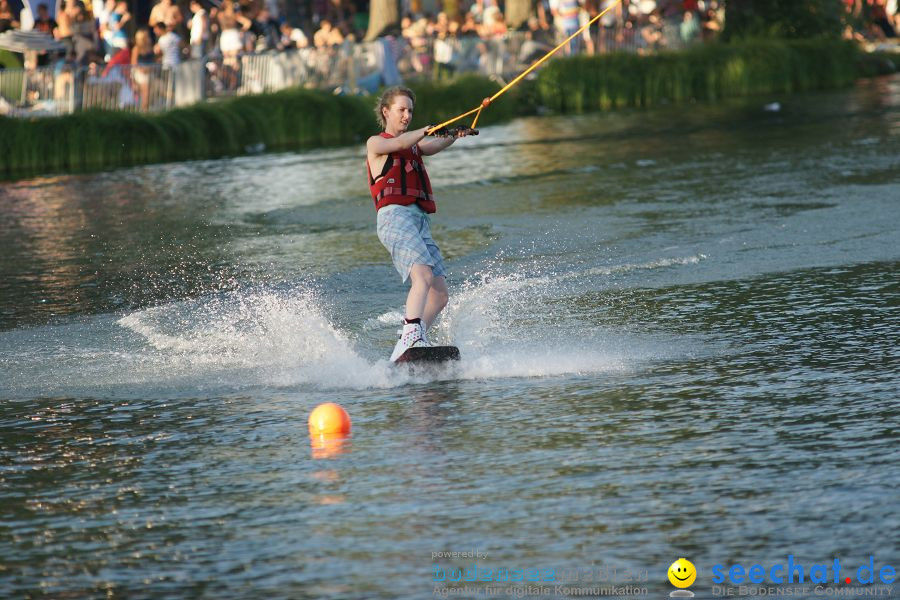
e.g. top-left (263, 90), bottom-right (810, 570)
top-left (402, 0), bottom-right (725, 72)
top-left (1, 0), bottom-right (897, 72)
top-left (1, 0), bottom-right (308, 69)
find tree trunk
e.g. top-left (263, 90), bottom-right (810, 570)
top-left (365, 0), bottom-right (400, 41)
top-left (505, 0), bottom-right (533, 30)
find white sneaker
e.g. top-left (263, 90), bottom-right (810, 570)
top-left (394, 325), bottom-right (432, 346)
top-left (390, 321), bottom-right (427, 362)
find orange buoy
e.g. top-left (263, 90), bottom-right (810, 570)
top-left (481, 97), bottom-right (491, 107)
top-left (308, 402), bottom-right (351, 435)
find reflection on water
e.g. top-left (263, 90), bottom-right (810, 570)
top-left (0, 75), bottom-right (898, 599)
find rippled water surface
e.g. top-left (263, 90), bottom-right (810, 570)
top-left (1, 76), bottom-right (899, 599)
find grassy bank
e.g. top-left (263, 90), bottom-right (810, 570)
top-left (0, 89), bottom-right (373, 177)
top-left (536, 37), bottom-right (862, 112)
top-left (0, 76), bottom-right (518, 180)
top-left (0, 38), bottom-right (886, 180)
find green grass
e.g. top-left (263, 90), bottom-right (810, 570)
top-left (535, 38), bottom-right (861, 113)
top-left (0, 88), bottom-right (375, 178)
top-left (408, 74), bottom-right (527, 128)
top-left (0, 77), bottom-right (523, 180)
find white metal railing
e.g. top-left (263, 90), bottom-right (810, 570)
top-left (81, 64), bottom-right (175, 112)
top-left (0, 61), bottom-right (200, 115)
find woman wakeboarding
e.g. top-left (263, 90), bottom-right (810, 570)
top-left (366, 86), bottom-right (476, 362)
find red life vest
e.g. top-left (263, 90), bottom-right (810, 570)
top-left (367, 132), bottom-right (436, 213)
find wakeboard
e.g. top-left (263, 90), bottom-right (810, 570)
top-left (394, 346), bottom-right (460, 364)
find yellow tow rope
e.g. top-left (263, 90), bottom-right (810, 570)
top-left (426, 0), bottom-right (624, 134)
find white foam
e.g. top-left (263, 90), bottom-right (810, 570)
top-left (582, 254), bottom-right (706, 277)
top-left (3, 253), bottom-right (697, 394)
top-left (115, 287), bottom-right (405, 389)
top-left (118, 289), bottom-right (347, 366)
top-left (434, 254), bottom-right (705, 348)
top-left (363, 309), bottom-right (405, 330)
top-left (457, 345), bottom-right (630, 380)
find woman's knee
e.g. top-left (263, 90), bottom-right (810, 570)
top-left (409, 264), bottom-right (434, 288)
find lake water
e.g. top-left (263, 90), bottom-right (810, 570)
top-left (1, 75), bottom-right (898, 599)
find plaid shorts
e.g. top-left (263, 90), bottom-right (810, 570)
top-left (376, 203), bottom-right (447, 283)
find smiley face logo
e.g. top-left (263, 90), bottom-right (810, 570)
top-left (668, 558), bottom-right (697, 588)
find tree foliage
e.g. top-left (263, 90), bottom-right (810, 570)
top-left (723, 0), bottom-right (844, 40)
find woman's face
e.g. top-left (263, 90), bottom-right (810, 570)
top-left (383, 95), bottom-right (414, 133)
